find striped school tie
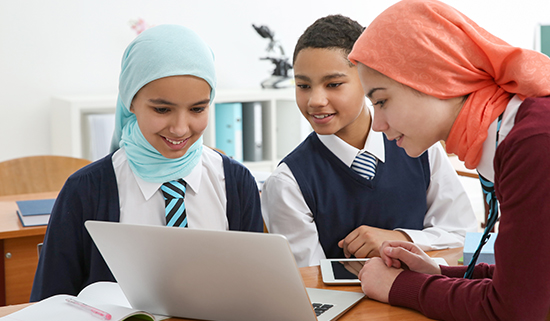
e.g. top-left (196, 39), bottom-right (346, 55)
top-left (463, 173), bottom-right (498, 279)
top-left (351, 152), bottom-right (377, 180)
top-left (464, 113), bottom-right (504, 279)
top-left (161, 179), bottom-right (188, 227)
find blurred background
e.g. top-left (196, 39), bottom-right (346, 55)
top-left (1, 0), bottom-right (549, 162)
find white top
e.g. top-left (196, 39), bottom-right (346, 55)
top-left (474, 95), bottom-right (523, 231)
top-left (262, 122), bottom-right (478, 267)
top-left (477, 95), bottom-right (523, 182)
top-left (112, 146), bottom-right (228, 230)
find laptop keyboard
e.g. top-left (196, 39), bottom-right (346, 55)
top-left (312, 302), bottom-right (334, 316)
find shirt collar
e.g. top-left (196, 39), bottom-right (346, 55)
top-left (316, 105), bottom-right (385, 167)
top-left (132, 155), bottom-right (203, 200)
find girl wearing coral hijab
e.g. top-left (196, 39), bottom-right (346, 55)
top-left (31, 25), bottom-right (263, 301)
top-left (349, 0), bottom-right (550, 320)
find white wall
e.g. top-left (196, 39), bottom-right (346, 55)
top-left (1, 0), bottom-right (549, 162)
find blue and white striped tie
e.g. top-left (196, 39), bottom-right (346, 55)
top-left (351, 152), bottom-right (377, 180)
top-left (161, 179), bottom-right (188, 227)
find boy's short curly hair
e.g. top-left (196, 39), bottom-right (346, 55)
top-left (293, 14), bottom-right (364, 65)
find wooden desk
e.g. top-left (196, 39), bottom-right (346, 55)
top-left (0, 192), bottom-right (56, 306)
top-left (0, 248), bottom-right (463, 320)
top-left (448, 155), bottom-right (493, 230)
top-left (448, 155), bottom-right (477, 179)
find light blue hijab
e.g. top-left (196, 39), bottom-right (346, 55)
top-left (110, 24), bottom-right (216, 183)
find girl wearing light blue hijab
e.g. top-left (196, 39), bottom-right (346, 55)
top-left (111, 24), bottom-right (215, 183)
top-left (31, 25), bottom-right (263, 301)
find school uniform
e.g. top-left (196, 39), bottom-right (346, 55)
top-left (30, 147), bottom-right (262, 301)
top-left (390, 96), bottom-right (550, 320)
top-left (262, 117), bottom-right (477, 267)
top-left (346, 0), bottom-right (550, 318)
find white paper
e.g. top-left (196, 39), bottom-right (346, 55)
top-left (0, 282), bottom-right (169, 321)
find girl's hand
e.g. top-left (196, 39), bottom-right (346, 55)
top-left (379, 240), bottom-right (441, 275)
top-left (358, 257), bottom-right (402, 303)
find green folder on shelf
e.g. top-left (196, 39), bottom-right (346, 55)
top-left (215, 102), bottom-right (243, 162)
top-left (541, 25), bottom-right (550, 57)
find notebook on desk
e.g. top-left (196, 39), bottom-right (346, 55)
top-left (85, 221), bottom-right (364, 321)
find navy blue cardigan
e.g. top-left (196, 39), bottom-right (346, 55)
top-left (30, 152), bottom-right (263, 301)
top-left (283, 133), bottom-right (430, 259)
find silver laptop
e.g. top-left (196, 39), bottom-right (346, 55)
top-left (85, 221), bottom-right (364, 321)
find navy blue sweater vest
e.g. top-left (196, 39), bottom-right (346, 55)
top-left (283, 133), bottom-right (430, 259)
top-left (30, 151), bottom-right (262, 301)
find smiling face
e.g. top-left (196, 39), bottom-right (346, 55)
top-left (294, 48), bottom-right (370, 149)
top-left (130, 75), bottom-right (211, 159)
top-left (357, 63), bottom-right (464, 157)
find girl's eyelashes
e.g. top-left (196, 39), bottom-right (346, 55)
top-left (373, 99), bottom-right (387, 108)
top-left (151, 105), bottom-right (207, 114)
top-left (191, 107), bottom-right (206, 113)
top-left (153, 107), bottom-right (170, 114)
top-left (296, 82), bottom-right (343, 89)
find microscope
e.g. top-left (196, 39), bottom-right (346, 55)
top-left (252, 24), bottom-right (293, 89)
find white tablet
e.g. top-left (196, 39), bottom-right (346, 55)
top-left (320, 257), bottom-right (448, 285)
top-left (320, 258), bottom-right (369, 285)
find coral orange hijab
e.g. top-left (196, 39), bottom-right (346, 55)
top-left (349, 0), bottom-right (550, 169)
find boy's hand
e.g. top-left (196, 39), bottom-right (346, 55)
top-left (379, 240), bottom-right (441, 275)
top-left (338, 225), bottom-right (411, 258)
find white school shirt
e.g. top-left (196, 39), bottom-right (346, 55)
top-left (262, 123), bottom-right (478, 268)
top-left (471, 95), bottom-right (523, 230)
top-left (113, 146), bottom-right (228, 229)
top-left (477, 95), bottom-right (523, 182)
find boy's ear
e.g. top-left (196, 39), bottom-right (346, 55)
top-left (129, 104), bottom-right (135, 113)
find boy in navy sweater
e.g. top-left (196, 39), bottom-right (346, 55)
top-left (261, 14), bottom-right (477, 267)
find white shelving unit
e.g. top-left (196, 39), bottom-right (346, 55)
top-left (50, 88), bottom-right (311, 173)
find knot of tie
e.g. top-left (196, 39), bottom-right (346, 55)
top-left (161, 179), bottom-right (186, 200)
top-left (351, 152), bottom-right (377, 180)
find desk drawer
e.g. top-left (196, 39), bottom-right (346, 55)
top-left (3, 235), bottom-right (43, 305)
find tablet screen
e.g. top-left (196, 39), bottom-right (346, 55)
top-left (331, 260), bottom-right (363, 280)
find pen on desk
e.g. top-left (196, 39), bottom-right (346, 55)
top-left (65, 298), bottom-right (112, 320)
